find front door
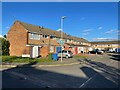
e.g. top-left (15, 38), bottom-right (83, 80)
top-left (56, 46), bottom-right (62, 53)
top-left (32, 46), bottom-right (39, 58)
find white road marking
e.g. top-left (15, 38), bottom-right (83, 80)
top-left (79, 74), bottom-right (97, 88)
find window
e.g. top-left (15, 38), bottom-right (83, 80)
top-left (29, 33), bottom-right (33, 39)
top-left (64, 51), bottom-right (67, 53)
top-left (50, 35), bottom-right (55, 39)
top-left (50, 46), bottom-right (54, 52)
top-left (45, 35), bottom-right (48, 38)
top-left (56, 38), bottom-right (60, 42)
top-left (67, 39), bottom-right (69, 43)
top-left (29, 33), bottom-right (40, 40)
top-left (65, 39), bottom-right (67, 43)
top-left (43, 35), bottom-right (49, 38)
top-left (68, 51), bottom-right (72, 54)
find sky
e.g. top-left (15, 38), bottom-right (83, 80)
top-left (2, 2), bottom-right (118, 41)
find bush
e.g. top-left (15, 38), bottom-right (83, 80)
top-left (0, 38), bottom-right (10, 55)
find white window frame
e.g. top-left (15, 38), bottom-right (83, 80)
top-left (50, 46), bottom-right (54, 52)
top-left (29, 33), bottom-right (40, 40)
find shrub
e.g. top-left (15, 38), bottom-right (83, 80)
top-left (0, 38), bottom-right (10, 56)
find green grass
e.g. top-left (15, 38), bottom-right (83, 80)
top-left (1, 56), bottom-right (55, 63)
top-left (35, 57), bottom-right (55, 63)
top-left (1, 56), bottom-right (18, 62)
top-left (73, 55), bottom-right (88, 59)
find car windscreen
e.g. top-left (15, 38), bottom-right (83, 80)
top-left (68, 51), bottom-right (72, 54)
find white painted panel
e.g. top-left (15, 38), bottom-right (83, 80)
top-left (78, 47), bottom-right (84, 53)
top-left (22, 54), bottom-right (30, 58)
top-left (88, 47), bottom-right (93, 51)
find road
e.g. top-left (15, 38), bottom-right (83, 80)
top-left (2, 71), bottom-right (45, 88)
top-left (2, 53), bottom-right (120, 88)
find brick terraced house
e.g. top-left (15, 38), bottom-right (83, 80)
top-left (91, 41), bottom-right (120, 51)
top-left (7, 20), bottom-right (90, 58)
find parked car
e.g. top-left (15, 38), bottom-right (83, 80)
top-left (88, 49), bottom-right (103, 54)
top-left (115, 48), bottom-right (120, 53)
top-left (58, 50), bottom-right (73, 58)
top-left (101, 50), bottom-right (106, 53)
top-left (106, 49), bottom-right (116, 53)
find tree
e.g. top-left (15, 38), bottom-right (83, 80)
top-left (0, 38), bottom-right (10, 56)
top-left (3, 35), bottom-right (7, 38)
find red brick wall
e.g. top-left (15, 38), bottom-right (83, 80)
top-left (40, 46), bottom-right (49, 57)
top-left (63, 44), bottom-right (70, 50)
top-left (22, 46), bottom-right (31, 54)
top-left (7, 21), bottom-right (28, 56)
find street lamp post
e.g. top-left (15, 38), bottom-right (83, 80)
top-left (60, 16), bottom-right (66, 62)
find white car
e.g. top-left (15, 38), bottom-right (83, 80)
top-left (58, 50), bottom-right (73, 59)
top-left (98, 50), bottom-right (104, 54)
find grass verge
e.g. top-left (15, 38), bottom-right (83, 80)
top-left (1, 56), bottom-right (55, 63)
top-left (73, 54), bottom-right (88, 59)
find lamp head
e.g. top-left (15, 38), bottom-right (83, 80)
top-left (61, 16), bottom-right (67, 19)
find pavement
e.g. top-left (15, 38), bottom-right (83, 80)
top-left (33, 58), bottom-right (82, 67)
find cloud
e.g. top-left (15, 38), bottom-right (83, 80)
top-left (93, 37), bottom-right (118, 41)
top-left (98, 27), bottom-right (102, 30)
top-left (82, 29), bottom-right (92, 36)
top-left (105, 29), bottom-right (116, 34)
top-left (82, 32), bottom-right (89, 36)
top-left (56, 28), bottom-right (62, 31)
top-left (82, 29), bottom-right (92, 32)
top-left (6, 26), bottom-right (10, 29)
top-left (93, 38), bottom-right (108, 40)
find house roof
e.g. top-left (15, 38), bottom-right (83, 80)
top-left (19, 21), bottom-right (58, 35)
top-left (65, 43), bottom-right (89, 47)
top-left (67, 35), bottom-right (89, 43)
top-left (91, 41), bottom-right (120, 44)
top-left (16, 20), bottom-right (89, 43)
